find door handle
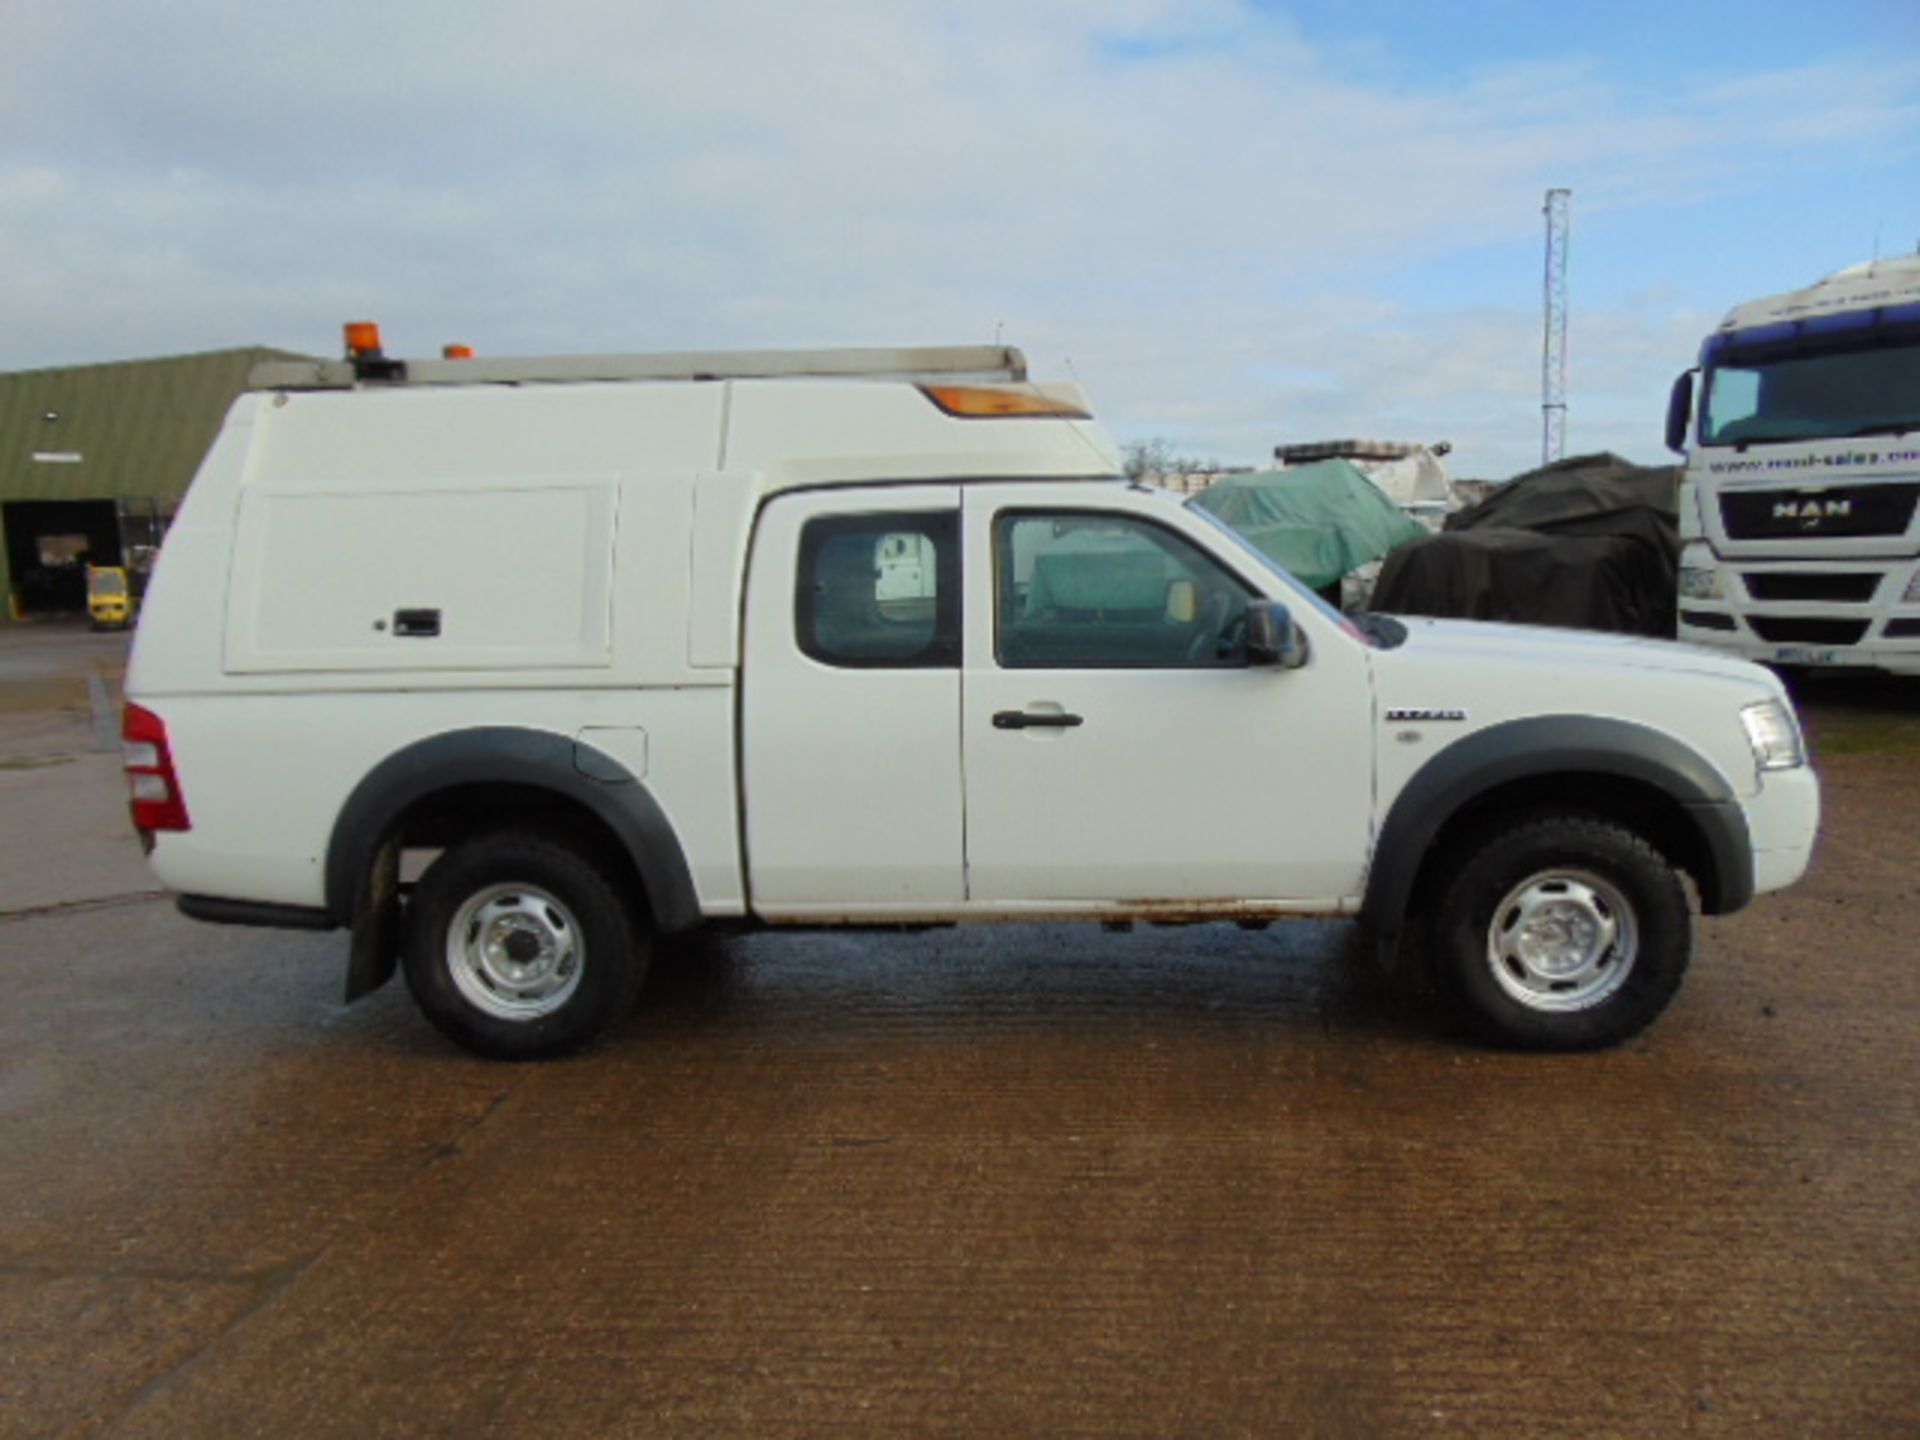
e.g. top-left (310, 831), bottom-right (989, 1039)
top-left (391, 608), bottom-right (441, 637)
top-left (992, 710), bottom-right (1084, 730)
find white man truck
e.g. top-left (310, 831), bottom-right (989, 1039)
top-left (1669, 255), bottom-right (1920, 670)
top-left (123, 329), bottom-right (1818, 1060)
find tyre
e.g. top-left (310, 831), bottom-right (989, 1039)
top-left (401, 831), bottom-right (647, 1060)
top-left (1428, 814), bottom-right (1692, 1051)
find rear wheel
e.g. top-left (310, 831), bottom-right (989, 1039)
top-left (402, 832), bottom-right (647, 1059)
top-left (1429, 814), bottom-right (1692, 1051)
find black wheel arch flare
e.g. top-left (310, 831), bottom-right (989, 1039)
top-left (325, 726), bottom-right (703, 936)
top-left (1361, 714), bottom-right (1754, 943)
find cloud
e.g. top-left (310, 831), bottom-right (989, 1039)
top-left (2, 2), bottom-right (1916, 478)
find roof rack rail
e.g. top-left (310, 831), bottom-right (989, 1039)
top-left (249, 344), bottom-right (1028, 392)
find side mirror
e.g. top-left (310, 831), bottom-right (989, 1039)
top-left (1665, 370), bottom-right (1696, 455)
top-left (1245, 600), bottom-right (1308, 670)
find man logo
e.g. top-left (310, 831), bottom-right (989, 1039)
top-left (1773, 497), bottom-right (1853, 529)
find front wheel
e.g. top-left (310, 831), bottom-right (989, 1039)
top-left (1429, 814), bottom-right (1693, 1051)
top-left (401, 832), bottom-right (647, 1059)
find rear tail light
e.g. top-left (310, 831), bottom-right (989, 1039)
top-left (122, 702), bottom-right (191, 837)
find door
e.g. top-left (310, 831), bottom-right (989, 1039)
top-left (961, 489), bottom-right (1373, 906)
top-left (741, 486), bottom-right (965, 914)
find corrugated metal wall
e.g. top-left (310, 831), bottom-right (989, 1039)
top-left (0, 347), bottom-right (308, 614)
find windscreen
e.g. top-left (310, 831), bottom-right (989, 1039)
top-left (88, 570), bottom-right (127, 597)
top-left (1702, 332), bottom-right (1920, 446)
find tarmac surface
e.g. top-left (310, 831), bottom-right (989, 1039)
top-left (2, 619), bottom-right (1917, 1437)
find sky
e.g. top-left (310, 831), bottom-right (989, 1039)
top-left (2, 0), bottom-right (1917, 479)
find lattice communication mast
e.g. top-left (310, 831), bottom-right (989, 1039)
top-left (1540, 187), bottom-right (1571, 465)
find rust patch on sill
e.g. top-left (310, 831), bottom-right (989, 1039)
top-left (759, 900), bottom-right (1347, 927)
top-left (1110, 899), bottom-right (1308, 923)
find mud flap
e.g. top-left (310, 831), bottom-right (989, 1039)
top-left (344, 840), bottom-right (401, 1003)
top-left (1373, 930), bottom-right (1402, 974)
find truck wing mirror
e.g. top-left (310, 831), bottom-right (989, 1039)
top-left (1666, 370), bottom-right (1696, 455)
top-left (1245, 600), bottom-right (1308, 670)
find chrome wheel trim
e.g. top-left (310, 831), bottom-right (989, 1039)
top-left (1485, 868), bottom-right (1637, 1013)
top-left (446, 883), bottom-right (585, 1021)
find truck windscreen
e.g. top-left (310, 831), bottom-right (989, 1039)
top-left (1702, 334), bottom-right (1920, 446)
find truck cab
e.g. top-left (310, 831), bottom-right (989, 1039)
top-left (1668, 255), bottom-right (1920, 671)
top-left (124, 330), bottom-right (1819, 1059)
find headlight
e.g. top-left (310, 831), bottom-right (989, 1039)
top-left (1679, 566), bottom-right (1723, 600)
top-left (1741, 699), bottom-right (1807, 772)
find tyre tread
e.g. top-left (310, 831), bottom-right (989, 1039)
top-left (1428, 812), bottom-right (1692, 1052)
top-left (401, 829), bottom-right (647, 1060)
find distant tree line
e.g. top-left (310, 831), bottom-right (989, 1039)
top-left (1120, 438), bottom-right (1232, 481)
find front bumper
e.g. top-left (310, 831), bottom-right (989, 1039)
top-left (1743, 764), bottom-right (1821, 896)
top-left (1677, 612), bottom-right (1920, 675)
top-left (1678, 551), bottom-right (1920, 674)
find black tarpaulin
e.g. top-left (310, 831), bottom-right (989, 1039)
top-left (1371, 453), bottom-right (1681, 636)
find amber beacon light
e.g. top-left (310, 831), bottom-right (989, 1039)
top-left (919, 384), bottom-right (1090, 420)
top-left (343, 321), bottom-right (384, 358)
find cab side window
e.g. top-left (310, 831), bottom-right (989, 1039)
top-left (995, 512), bottom-right (1254, 668)
top-left (796, 512), bottom-right (959, 668)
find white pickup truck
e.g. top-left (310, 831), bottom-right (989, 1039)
top-left (123, 331), bottom-right (1819, 1058)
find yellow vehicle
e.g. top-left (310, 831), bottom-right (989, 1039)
top-left (87, 565), bottom-right (133, 631)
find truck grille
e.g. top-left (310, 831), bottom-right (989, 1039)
top-left (1743, 572), bottom-right (1880, 602)
top-left (1746, 616), bottom-right (1870, 645)
top-left (1721, 484), bottom-right (1920, 540)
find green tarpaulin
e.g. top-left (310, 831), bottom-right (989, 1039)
top-left (1190, 460), bottom-right (1428, 590)
top-left (1025, 529), bottom-right (1183, 614)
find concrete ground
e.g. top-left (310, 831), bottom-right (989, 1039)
top-left (2, 620), bottom-right (1917, 1438)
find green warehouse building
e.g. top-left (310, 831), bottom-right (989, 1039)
top-left (0, 347), bottom-right (307, 618)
